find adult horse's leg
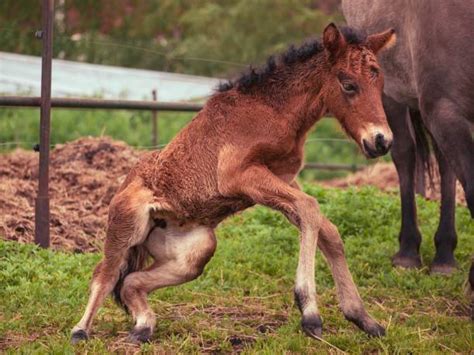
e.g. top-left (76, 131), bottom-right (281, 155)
top-left (420, 97), bottom-right (474, 217)
top-left (71, 179), bottom-right (155, 343)
top-left (120, 225), bottom-right (217, 343)
top-left (383, 96), bottom-right (422, 268)
top-left (219, 163), bottom-right (384, 337)
top-left (430, 143), bottom-right (458, 274)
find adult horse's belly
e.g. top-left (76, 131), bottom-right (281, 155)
top-left (382, 70), bottom-right (419, 110)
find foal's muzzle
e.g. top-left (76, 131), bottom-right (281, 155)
top-left (362, 133), bottom-right (392, 158)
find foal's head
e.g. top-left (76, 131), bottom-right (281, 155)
top-left (321, 23), bottom-right (396, 158)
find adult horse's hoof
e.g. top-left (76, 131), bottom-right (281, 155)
top-left (301, 315), bottom-right (323, 339)
top-left (430, 261), bottom-right (457, 275)
top-left (128, 326), bottom-right (152, 344)
top-left (71, 329), bottom-right (89, 344)
top-left (392, 251), bottom-right (422, 269)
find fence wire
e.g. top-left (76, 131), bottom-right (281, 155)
top-left (0, 137), bottom-right (353, 150)
top-left (0, 138), bottom-right (365, 172)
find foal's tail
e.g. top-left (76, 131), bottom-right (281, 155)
top-left (112, 245), bottom-right (149, 313)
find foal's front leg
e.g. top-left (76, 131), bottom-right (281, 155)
top-left (219, 164), bottom-right (383, 338)
top-left (219, 165), bottom-right (323, 336)
top-left (318, 218), bottom-right (385, 336)
top-left (291, 182), bottom-right (385, 336)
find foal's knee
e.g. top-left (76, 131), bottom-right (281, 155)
top-left (293, 195), bottom-right (321, 228)
top-left (319, 220), bottom-right (345, 258)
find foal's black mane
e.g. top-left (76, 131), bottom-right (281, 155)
top-left (217, 26), bottom-right (366, 93)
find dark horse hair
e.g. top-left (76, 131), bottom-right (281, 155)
top-left (217, 27), bottom-right (367, 94)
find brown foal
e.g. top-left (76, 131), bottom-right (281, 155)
top-left (72, 23), bottom-right (396, 343)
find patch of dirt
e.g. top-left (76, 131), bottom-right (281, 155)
top-left (1, 300), bottom-right (289, 353)
top-left (0, 137), bottom-right (141, 252)
top-left (147, 301), bottom-right (288, 353)
top-left (322, 162), bottom-right (466, 206)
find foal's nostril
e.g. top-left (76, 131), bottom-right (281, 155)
top-left (375, 133), bottom-right (388, 153)
top-left (362, 133), bottom-right (392, 158)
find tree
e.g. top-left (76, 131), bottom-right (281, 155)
top-left (1, 0), bottom-right (341, 77)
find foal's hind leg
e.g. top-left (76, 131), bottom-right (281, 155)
top-left (71, 255), bottom-right (128, 343)
top-left (120, 225), bottom-right (217, 343)
top-left (71, 179), bottom-right (155, 343)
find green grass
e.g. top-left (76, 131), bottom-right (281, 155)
top-left (1, 186), bottom-right (472, 353)
top-left (0, 107), bottom-right (371, 180)
top-left (0, 108), bottom-right (193, 150)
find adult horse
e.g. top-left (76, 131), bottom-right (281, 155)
top-left (71, 24), bottom-right (396, 343)
top-left (342, 0), bottom-right (474, 315)
top-left (342, 0), bottom-right (473, 270)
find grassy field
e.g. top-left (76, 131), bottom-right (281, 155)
top-left (1, 185), bottom-right (472, 354)
top-left (0, 107), bottom-right (371, 180)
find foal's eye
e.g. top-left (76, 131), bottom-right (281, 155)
top-left (342, 82), bottom-right (357, 94)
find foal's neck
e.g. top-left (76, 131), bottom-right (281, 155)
top-left (255, 55), bottom-right (328, 131)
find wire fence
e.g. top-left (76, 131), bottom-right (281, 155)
top-left (1, 27), bottom-right (248, 70)
top-left (0, 135), bottom-right (365, 172)
top-left (0, 94), bottom-right (365, 173)
top-left (0, 138), bottom-right (355, 149)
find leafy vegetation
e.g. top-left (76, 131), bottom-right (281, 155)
top-left (1, 186), bottom-right (472, 353)
top-left (1, 1), bottom-right (341, 77)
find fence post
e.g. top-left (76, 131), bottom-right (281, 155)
top-left (151, 89), bottom-right (158, 147)
top-left (35, 0), bottom-right (54, 248)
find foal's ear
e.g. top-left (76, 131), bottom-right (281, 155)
top-left (367, 28), bottom-right (396, 55)
top-left (323, 23), bottom-right (347, 61)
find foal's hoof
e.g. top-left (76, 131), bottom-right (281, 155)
top-left (392, 252), bottom-right (422, 269)
top-left (128, 327), bottom-right (152, 344)
top-left (345, 314), bottom-right (386, 337)
top-left (362, 321), bottom-right (386, 337)
top-left (71, 329), bottom-right (89, 344)
top-left (301, 315), bottom-right (323, 339)
top-left (430, 261), bottom-right (457, 275)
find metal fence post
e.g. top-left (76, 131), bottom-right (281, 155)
top-left (35, 0), bottom-right (54, 248)
top-left (151, 89), bottom-right (158, 147)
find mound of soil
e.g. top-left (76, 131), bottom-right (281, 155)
top-left (0, 137), bottom-right (141, 252)
top-left (323, 162), bottom-right (466, 206)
